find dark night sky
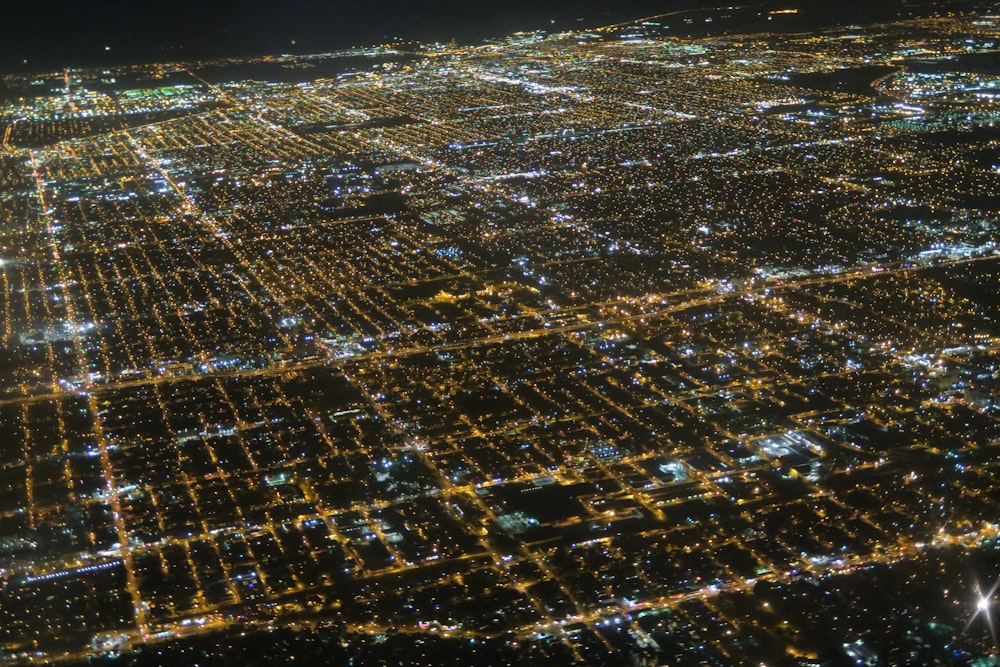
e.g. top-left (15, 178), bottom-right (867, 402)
top-left (0, 0), bottom-right (924, 71)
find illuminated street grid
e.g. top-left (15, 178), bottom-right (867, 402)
top-left (2, 7), bottom-right (1000, 665)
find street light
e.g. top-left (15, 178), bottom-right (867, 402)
top-left (965, 578), bottom-right (1000, 654)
